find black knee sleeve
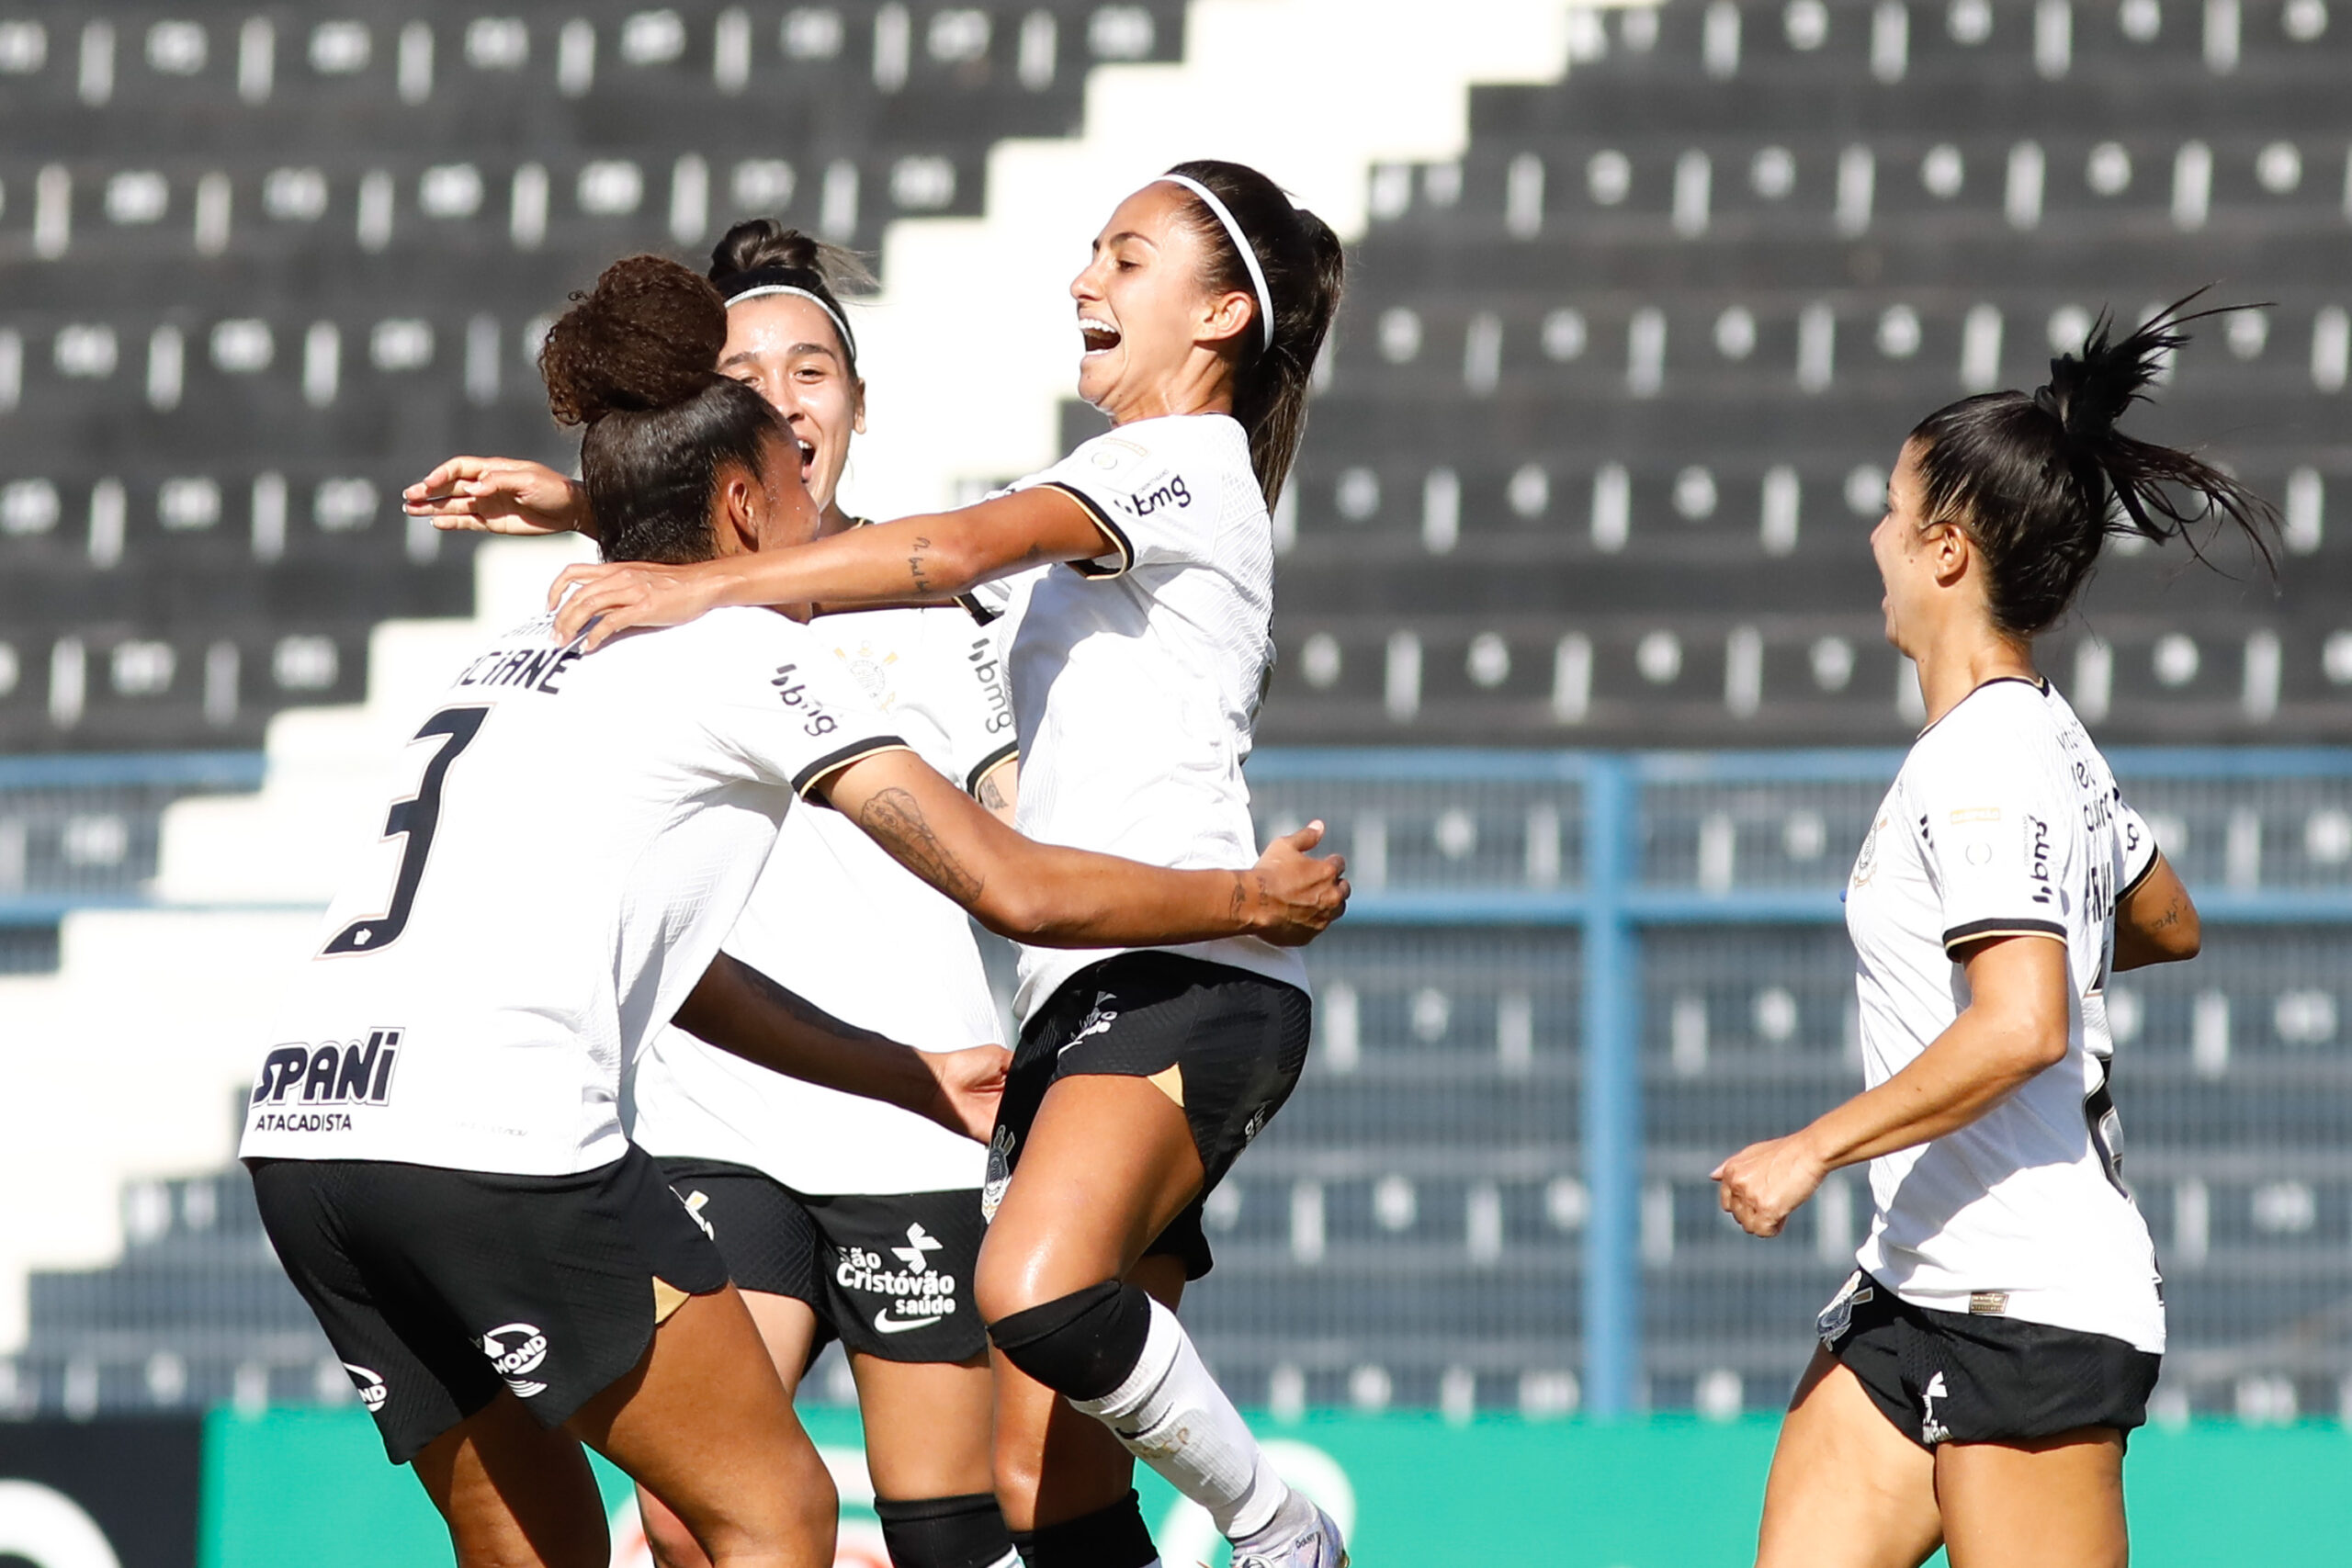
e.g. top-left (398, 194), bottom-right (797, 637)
top-left (1014, 1492), bottom-right (1158, 1568)
top-left (873, 1492), bottom-right (1014, 1568)
top-left (985, 1280), bottom-right (1153, 1402)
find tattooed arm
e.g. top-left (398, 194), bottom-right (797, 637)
top-left (816, 750), bottom-right (1350, 949)
top-left (975, 757), bottom-right (1019, 828)
top-left (2112, 852), bottom-right (2200, 971)
top-left (548, 489), bottom-right (1113, 649)
top-left (673, 955), bottom-right (1007, 1141)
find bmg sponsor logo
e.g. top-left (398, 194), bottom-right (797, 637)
top-left (248, 1030), bottom-right (402, 1133)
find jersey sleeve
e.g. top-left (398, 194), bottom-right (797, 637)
top-left (705, 617), bottom-right (910, 801)
top-left (1908, 717), bottom-right (2071, 956)
top-left (2116, 798), bottom-right (2161, 900)
top-left (933, 619), bottom-right (1018, 797)
top-left (1009, 427), bottom-right (1215, 579)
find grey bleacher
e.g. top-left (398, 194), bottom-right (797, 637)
top-left (1258, 0), bottom-right (2351, 747)
top-left (0, 2), bottom-right (1188, 753)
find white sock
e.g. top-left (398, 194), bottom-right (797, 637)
top-left (1069, 1296), bottom-right (1291, 1540)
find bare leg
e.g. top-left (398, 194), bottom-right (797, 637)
top-left (1755, 1349), bottom-right (1943, 1568)
top-left (569, 1283), bottom-right (838, 1568)
top-left (854, 1349), bottom-right (999, 1502)
top-left (639, 1292), bottom-right (823, 1568)
top-left (412, 1392), bottom-right (611, 1568)
top-left (975, 1076), bottom-right (1206, 1532)
top-left (1937, 1427), bottom-right (2129, 1568)
top-left (991, 1255), bottom-right (1187, 1531)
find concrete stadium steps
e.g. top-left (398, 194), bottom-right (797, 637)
top-left (0, 0), bottom-right (1611, 1377)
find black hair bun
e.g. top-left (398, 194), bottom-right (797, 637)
top-left (540, 254), bottom-right (727, 427)
top-left (707, 218), bottom-right (877, 295)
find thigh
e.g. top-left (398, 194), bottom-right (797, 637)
top-left (413, 1391), bottom-right (610, 1568)
top-left (741, 1290), bottom-right (823, 1397)
top-left (1757, 1349), bottom-right (1943, 1568)
top-left (992, 1256), bottom-right (1187, 1532)
top-left (569, 1284), bottom-right (837, 1568)
top-left (1936, 1428), bottom-right (2128, 1568)
top-left (974, 1075), bottom-right (1204, 1320)
top-left (633, 1292), bottom-right (822, 1568)
top-left (854, 1350), bottom-right (996, 1500)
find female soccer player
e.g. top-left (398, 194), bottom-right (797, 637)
top-left (439, 162), bottom-right (1351, 1568)
top-left (410, 221), bottom-right (1025, 1568)
top-left (1712, 302), bottom-right (2272, 1568)
top-left (245, 254), bottom-right (1345, 1568)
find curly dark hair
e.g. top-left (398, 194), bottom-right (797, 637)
top-left (537, 254), bottom-right (783, 565)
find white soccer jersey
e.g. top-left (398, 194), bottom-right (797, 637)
top-left (628, 598), bottom-right (1017, 1194)
top-left (991, 412), bottom-right (1306, 1023)
top-left (1845, 677), bottom-right (2166, 1352)
top-left (239, 607), bottom-right (907, 1177)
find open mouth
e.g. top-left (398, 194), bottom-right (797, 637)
top-left (1080, 319), bottom-right (1122, 357)
top-left (794, 437), bottom-right (817, 479)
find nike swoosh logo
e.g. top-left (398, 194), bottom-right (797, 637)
top-left (873, 1308), bottom-right (939, 1336)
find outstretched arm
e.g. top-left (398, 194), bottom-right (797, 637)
top-left (549, 489), bottom-right (1108, 649)
top-left (673, 953), bottom-right (1007, 1141)
top-left (1712, 934), bottom-right (2072, 1236)
top-left (2112, 852), bottom-right (2199, 971)
top-left (817, 749), bottom-right (1348, 949)
top-left (403, 456), bottom-right (595, 538)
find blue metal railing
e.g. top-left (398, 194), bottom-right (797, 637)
top-left (1250, 745), bottom-right (2352, 1415)
top-left (14, 745), bottom-right (2352, 1414)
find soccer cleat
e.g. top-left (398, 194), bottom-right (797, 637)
top-left (1228, 1503), bottom-right (1348, 1568)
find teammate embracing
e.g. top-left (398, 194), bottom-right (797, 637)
top-left (412, 222), bottom-right (1026, 1568)
top-left (1713, 301), bottom-right (2274, 1568)
top-left (247, 254), bottom-right (1345, 1568)
top-left (460, 163), bottom-right (1352, 1568)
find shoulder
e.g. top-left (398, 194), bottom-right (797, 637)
top-left (1904, 680), bottom-right (2063, 798)
top-left (1026, 414), bottom-right (1245, 488)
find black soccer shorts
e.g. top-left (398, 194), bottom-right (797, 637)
top-left (989, 952), bottom-right (1313, 1280)
top-left (248, 1145), bottom-right (729, 1463)
top-left (1818, 1270), bottom-right (2163, 1450)
top-left (654, 1156), bottom-right (989, 1363)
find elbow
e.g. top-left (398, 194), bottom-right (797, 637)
top-left (2165, 911), bottom-right (2202, 962)
top-left (970, 882), bottom-right (1054, 944)
top-left (2017, 1023), bottom-right (2070, 1075)
top-left (929, 525), bottom-right (994, 597)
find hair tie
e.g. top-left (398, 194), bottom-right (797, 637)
top-left (1156, 174), bottom-right (1276, 352)
top-left (718, 266), bottom-right (857, 363)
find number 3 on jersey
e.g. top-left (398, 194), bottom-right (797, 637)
top-left (323, 706), bottom-right (489, 955)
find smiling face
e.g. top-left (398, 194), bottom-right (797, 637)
top-left (710, 424), bottom-right (826, 562)
top-left (1069, 181), bottom-right (1258, 420)
top-left (717, 293), bottom-right (865, 515)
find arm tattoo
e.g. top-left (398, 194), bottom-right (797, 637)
top-left (859, 785), bottom-right (985, 904)
top-left (908, 535), bottom-right (934, 596)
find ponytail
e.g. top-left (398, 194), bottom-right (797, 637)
top-left (1907, 291), bottom-right (2277, 637)
top-left (1161, 159), bottom-right (1346, 510)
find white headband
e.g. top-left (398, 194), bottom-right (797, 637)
top-left (1156, 175), bottom-right (1275, 352)
top-left (723, 284), bottom-right (856, 361)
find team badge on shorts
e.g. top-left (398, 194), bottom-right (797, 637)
top-left (1816, 1270), bottom-right (1873, 1348)
top-left (980, 1125), bottom-right (1014, 1223)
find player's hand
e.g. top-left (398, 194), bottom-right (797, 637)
top-left (1712, 1133), bottom-right (1828, 1237)
top-left (921, 1044), bottom-right (1012, 1142)
top-left (1244, 821), bottom-right (1351, 946)
top-left (549, 558), bottom-right (731, 649)
top-left (404, 457), bottom-right (590, 536)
